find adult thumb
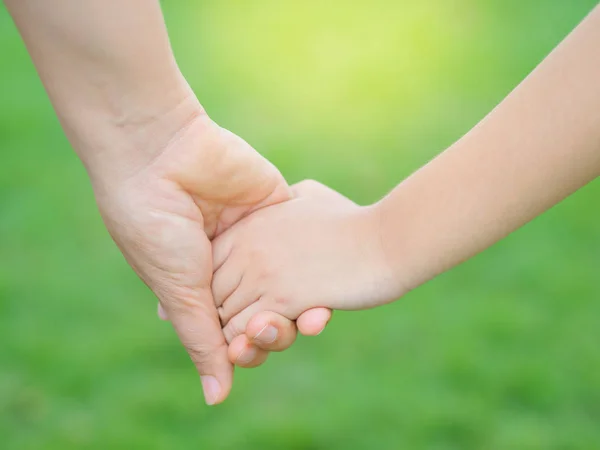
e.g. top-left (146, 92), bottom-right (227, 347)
top-left (161, 286), bottom-right (233, 406)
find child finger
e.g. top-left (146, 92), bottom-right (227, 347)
top-left (247, 311), bottom-right (298, 351)
top-left (228, 335), bottom-right (270, 368)
top-left (222, 300), bottom-right (271, 344)
top-left (217, 279), bottom-right (260, 326)
top-left (296, 307), bottom-right (332, 336)
top-left (211, 259), bottom-right (244, 308)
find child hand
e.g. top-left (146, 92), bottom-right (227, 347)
top-left (211, 180), bottom-right (402, 345)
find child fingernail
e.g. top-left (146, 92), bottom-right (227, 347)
top-left (200, 375), bottom-right (221, 406)
top-left (236, 346), bottom-right (257, 364)
top-left (254, 325), bottom-right (278, 344)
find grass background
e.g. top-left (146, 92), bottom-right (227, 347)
top-left (1, 1), bottom-right (599, 448)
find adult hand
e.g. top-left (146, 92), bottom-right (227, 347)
top-left (93, 98), bottom-right (330, 404)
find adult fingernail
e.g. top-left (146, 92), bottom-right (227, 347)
top-left (200, 375), bottom-right (221, 406)
top-left (236, 346), bottom-right (257, 364)
top-left (253, 325), bottom-right (278, 344)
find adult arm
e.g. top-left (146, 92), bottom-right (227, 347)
top-left (5, 0), bottom-right (330, 404)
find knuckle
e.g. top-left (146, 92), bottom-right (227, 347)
top-left (184, 341), bottom-right (221, 366)
top-left (296, 179), bottom-right (319, 189)
top-left (248, 247), bottom-right (267, 263)
top-left (292, 179), bottom-right (324, 198)
top-left (273, 296), bottom-right (289, 307)
top-left (164, 294), bottom-right (209, 320)
top-left (158, 285), bottom-right (213, 315)
top-left (254, 266), bottom-right (273, 284)
top-left (264, 295), bottom-right (303, 320)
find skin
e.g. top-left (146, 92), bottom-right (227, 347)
top-left (4, 0), bottom-right (331, 405)
top-left (213, 5), bottom-right (600, 340)
top-left (212, 180), bottom-right (392, 329)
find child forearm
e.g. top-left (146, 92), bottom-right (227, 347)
top-left (377, 5), bottom-right (600, 294)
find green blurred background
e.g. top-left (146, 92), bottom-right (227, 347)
top-left (1, 1), bottom-right (599, 448)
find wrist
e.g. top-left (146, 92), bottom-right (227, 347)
top-left (358, 203), bottom-right (409, 303)
top-left (63, 78), bottom-right (204, 187)
top-left (371, 181), bottom-right (448, 298)
top-left (9, 0), bottom-right (195, 182)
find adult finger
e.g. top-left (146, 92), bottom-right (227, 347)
top-left (160, 285), bottom-right (233, 406)
top-left (157, 302), bottom-right (168, 320)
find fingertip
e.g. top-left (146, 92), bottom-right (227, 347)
top-left (163, 292), bottom-right (234, 406)
top-left (297, 308), bottom-right (332, 336)
top-left (247, 311), bottom-right (297, 351)
top-left (157, 303), bottom-right (169, 321)
top-left (201, 375), bottom-right (224, 406)
top-left (228, 335), bottom-right (269, 368)
top-left (245, 313), bottom-right (272, 340)
top-left (228, 335), bottom-right (249, 364)
top-left (198, 368), bottom-right (233, 406)
top-left (197, 356), bottom-right (234, 406)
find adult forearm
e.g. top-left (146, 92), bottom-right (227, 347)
top-left (5, 0), bottom-right (197, 181)
top-left (377, 5), bottom-right (600, 294)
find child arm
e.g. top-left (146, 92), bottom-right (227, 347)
top-left (379, 5), bottom-right (600, 293)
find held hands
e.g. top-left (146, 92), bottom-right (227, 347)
top-left (90, 97), bottom-right (330, 404)
top-left (73, 80), bottom-right (398, 404)
top-left (212, 180), bottom-right (403, 359)
top-left (78, 92), bottom-right (396, 405)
